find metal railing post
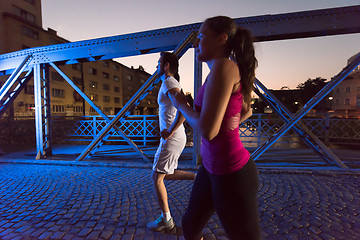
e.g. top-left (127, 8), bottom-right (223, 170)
top-left (325, 112), bottom-right (330, 146)
top-left (143, 115), bottom-right (147, 146)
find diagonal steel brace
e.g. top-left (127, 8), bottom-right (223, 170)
top-left (253, 78), bottom-right (347, 168)
top-left (50, 63), bottom-right (150, 162)
top-left (76, 32), bottom-right (197, 161)
top-left (251, 54), bottom-right (360, 163)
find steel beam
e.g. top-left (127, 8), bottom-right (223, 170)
top-left (42, 64), bottom-right (52, 157)
top-left (76, 32), bottom-right (197, 161)
top-left (49, 63), bottom-right (149, 162)
top-left (0, 55), bottom-right (32, 100)
top-left (193, 55), bottom-right (202, 165)
top-left (0, 6), bottom-right (359, 73)
top-left (251, 54), bottom-right (360, 161)
top-left (33, 64), bottom-right (44, 159)
top-left (253, 79), bottom-right (347, 168)
top-left (0, 69), bottom-right (33, 116)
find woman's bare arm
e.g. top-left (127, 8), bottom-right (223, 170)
top-left (239, 100), bottom-right (252, 123)
top-left (170, 58), bottom-right (239, 140)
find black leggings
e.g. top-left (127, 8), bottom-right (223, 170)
top-left (182, 158), bottom-right (261, 240)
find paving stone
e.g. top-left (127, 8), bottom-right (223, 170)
top-left (50, 231), bottom-right (66, 239)
top-left (0, 162), bottom-right (359, 239)
top-left (39, 231), bottom-right (53, 239)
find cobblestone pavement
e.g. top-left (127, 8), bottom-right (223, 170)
top-left (0, 163), bottom-right (359, 240)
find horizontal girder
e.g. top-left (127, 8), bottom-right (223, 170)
top-left (0, 5), bottom-right (359, 74)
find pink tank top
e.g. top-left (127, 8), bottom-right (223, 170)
top-left (194, 80), bottom-right (250, 175)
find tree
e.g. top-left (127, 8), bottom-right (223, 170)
top-left (297, 77), bottom-right (328, 105)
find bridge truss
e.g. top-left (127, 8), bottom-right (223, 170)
top-left (0, 5), bottom-right (359, 167)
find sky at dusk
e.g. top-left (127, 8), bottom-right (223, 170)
top-left (41, 0), bottom-right (360, 95)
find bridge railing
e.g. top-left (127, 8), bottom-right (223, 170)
top-left (66, 113), bottom-right (360, 147)
top-left (1, 113), bottom-right (359, 147)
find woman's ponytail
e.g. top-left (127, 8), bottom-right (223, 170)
top-left (229, 27), bottom-right (257, 104)
top-left (204, 16), bottom-right (257, 104)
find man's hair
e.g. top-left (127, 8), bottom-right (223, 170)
top-left (160, 52), bottom-right (180, 81)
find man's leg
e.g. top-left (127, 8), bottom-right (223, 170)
top-left (165, 170), bottom-right (195, 180)
top-left (152, 171), bottom-right (169, 213)
top-left (147, 171), bottom-right (175, 231)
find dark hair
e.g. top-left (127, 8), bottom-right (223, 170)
top-left (204, 16), bottom-right (257, 104)
top-left (160, 52), bottom-right (180, 81)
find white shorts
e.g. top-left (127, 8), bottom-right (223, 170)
top-left (153, 130), bottom-right (186, 174)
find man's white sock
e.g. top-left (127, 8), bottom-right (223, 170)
top-left (162, 211), bottom-right (171, 221)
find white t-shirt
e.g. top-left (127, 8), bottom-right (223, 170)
top-left (157, 75), bottom-right (185, 133)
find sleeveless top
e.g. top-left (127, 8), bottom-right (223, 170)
top-left (194, 80), bottom-right (250, 175)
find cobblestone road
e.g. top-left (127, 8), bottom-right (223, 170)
top-left (0, 163), bottom-right (359, 240)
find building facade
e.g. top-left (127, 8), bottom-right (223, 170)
top-left (0, 0), bottom-right (159, 118)
top-left (331, 52), bottom-right (360, 117)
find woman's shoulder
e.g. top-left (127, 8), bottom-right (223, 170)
top-left (213, 58), bottom-right (238, 71)
top-left (211, 58), bottom-right (239, 80)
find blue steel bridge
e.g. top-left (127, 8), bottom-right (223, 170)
top-left (0, 5), bottom-right (360, 169)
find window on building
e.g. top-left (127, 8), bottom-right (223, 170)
top-left (104, 107), bottom-right (112, 114)
top-left (336, 88), bottom-right (340, 94)
top-left (52, 105), bottom-right (65, 113)
top-left (49, 38), bottom-right (62, 45)
top-left (114, 76), bottom-right (119, 82)
top-left (89, 67), bottom-right (97, 75)
top-left (114, 65), bottom-right (120, 71)
top-left (103, 84), bottom-right (110, 91)
top-left (90, 107), bottom-right (96, 113)
top-left (89, 81), bottom-right (97, 88)
top-left (140, 79), bottom-right (145, 84)
top-left (90, 94), bottom-right (98, 101)
top-left (103, 61), bottom-right (110, 68)
top-left (51, 71), bottom-right (63, 81)
top-left (114, 97), bottom-right (120, 103)
top-left (73, 77), bottom-right (82, 85)
top-left (72, 64), bottom-right (81, 71)
top-left (103, 96), bottom-right (110, 102)
top-left (24, 0), bottom-right (35, 4)
top-left (25, 85), bottom-right (34, 94)
top-left (74, 106), bottom-right (83, 113)
top-left (21, 26), bottom-right (38, 40)
top-left (25, 103), bottom-right (35, 111)
top-left (103, 72), bottom-right (110, 79)
top-left (73, 91), bottom-right (82, 102)
top-left (52, 88), bottom-right (65, 98)
top-left (127, 75), bottom-right (133, 81)
top-left (114, 86), bottom-right (120, 93)
top-left (357, 96), bottom-right (360, 107)
top-left (345, 99), bottom-right (350, 105)
top-left (13, 6), bottom-right (35, 23)
top-left (346, 87), bottom-right (351, 93)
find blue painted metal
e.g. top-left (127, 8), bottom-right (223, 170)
top-left (49, 63), bottom-right (150, 162)
top-left (253, 79), bottom-right (347, 168)
top-left (193, 56), bottom-right (202, 165)
top-left (0, 69), bottom-right (33, 116)
top-left (33, 64), bottom-right (43, 158)
top-left (0, 6), bottom-right (359, 74)
top-left (0, 5), bottom-right (359, 163)
top-left (76, 32), bottom-right (197, 161)
top-left (69, 115), bottom-right (159, 145)
top-left (251, 54), bottom-right (360, 161)
top-left (42, 64), bottom-right (52, 157)
top-left (0, 55), bottom-right (32, 101)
